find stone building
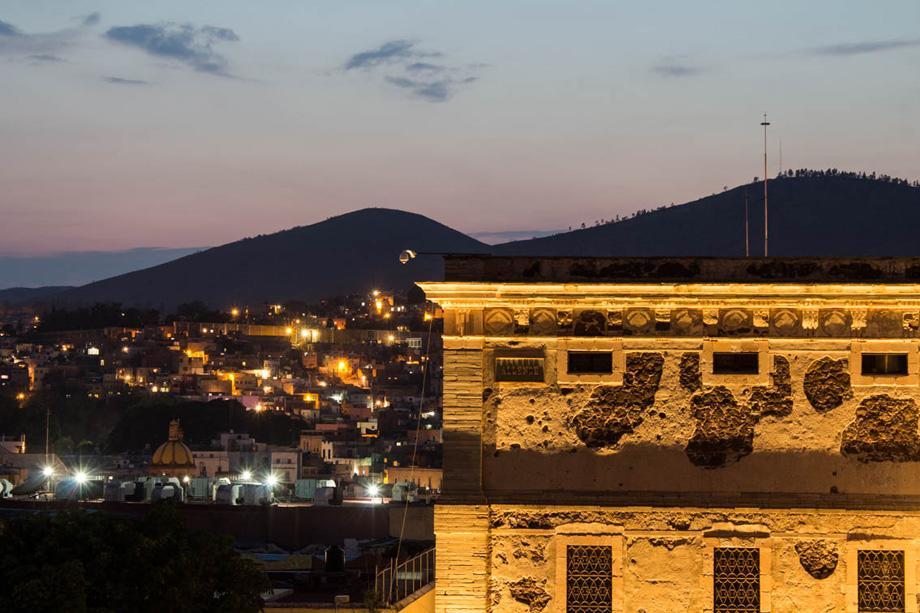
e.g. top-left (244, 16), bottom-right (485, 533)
top-left (419, 256), bottom-right (920, 613)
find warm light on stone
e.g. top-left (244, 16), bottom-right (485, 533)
top-left (421, 256), bottom-right (920, 613)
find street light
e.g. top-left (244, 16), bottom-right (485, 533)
top-left (41, 465), bottom-right (55, 478)
top-left (264, 474), bottom-right (279, 488)
top-left (240, 469), bottom-right (253, 481)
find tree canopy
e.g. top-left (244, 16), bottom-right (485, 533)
top-left (0, 505), bottom-right (269, 613)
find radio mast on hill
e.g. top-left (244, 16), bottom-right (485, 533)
top-left (761, 113), bottom-right (771, 256)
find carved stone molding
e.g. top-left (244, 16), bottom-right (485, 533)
top-left (771, 308), bottom-right (801, 336)
top-left (484, 308), bottom-right (514, 336)
top-left (529, 308), bottom-right (556, 336)
top-left (623, 308), bottom-right (654, 335)
top-left (820, 309), bottom-right (851, 337)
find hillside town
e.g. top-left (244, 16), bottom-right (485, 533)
top-left (0, 289), bottom-right (443, 503)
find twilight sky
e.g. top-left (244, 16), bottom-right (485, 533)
top-left (1, 0), bottom-right (918, 255)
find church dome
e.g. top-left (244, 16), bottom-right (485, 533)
top-left (150, 419), bottom-right (195, 474)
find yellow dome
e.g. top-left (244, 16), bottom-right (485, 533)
top-left (150, 419), bottom-right (195, 470)
top-left (151, 440), bottom-right (194, 466)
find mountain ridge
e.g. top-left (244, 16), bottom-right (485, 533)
top-left (35, 173), bottom-right (920, 308)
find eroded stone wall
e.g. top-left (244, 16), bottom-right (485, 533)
top-left (482, 340), bottom-right (920, 497)
top-left (485, 505), bottom-right (920, 613)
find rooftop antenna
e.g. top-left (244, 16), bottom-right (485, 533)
top-left (744, 188), bottom-right (750, 257)
top-left (761, 113), bottom-right (771, 256)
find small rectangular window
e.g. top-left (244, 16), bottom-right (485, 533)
top-left (858, 550), bottom-right (904, 612)
top-left (495, 357), bottom-right (544, 382)
top-left (712, 352), bottom-right (759, 375)
top-left (713, 547), bottom-right (760, 613)
top-left (567, 351), bottom-right (613, 375)
top-left (862, 353), bottom-right (909, 376)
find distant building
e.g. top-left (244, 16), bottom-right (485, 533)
top-left (149, 419), bottom-right (196, 478)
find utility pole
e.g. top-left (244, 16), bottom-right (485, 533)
top-left (761, 113), bottom-right (771, 256)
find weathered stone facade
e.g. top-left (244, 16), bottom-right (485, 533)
top-left (422, 257), bottom-right (920, 613)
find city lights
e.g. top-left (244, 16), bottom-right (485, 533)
top-left (264, 474), bottom-right (279, 488)
top-left (41, 465), bottom-right (54, 478)
top-left (230, 307), bottom-right (240, 317)
top-left (74, 471), bottom-right (88, 485)
top-left (240, 470), bottom-right (252, 481)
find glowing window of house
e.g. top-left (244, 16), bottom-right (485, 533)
top-left (858, 550), bottom-right (905, 613)
top-left (861, 353), bottom-right (909, 376)
top-left (712, 352), bottom-right (759, 375)
top-left (494, 352), bottom-right (544, 382)
top-left (713, 547), bottom-right (760, 613)
top-left (566, 544), bottom-right (612, 613)
top-left (567, 351), bottom-right (613, 375)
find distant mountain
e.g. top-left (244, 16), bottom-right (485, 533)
top-left (470, 229), bottom-right (564, 244)
top-left (54, 209), bottom-right (488, 309)
top-left (0, 286), bottom-right (74, 306)
top-left (44, 173), bottom-right (920, 308)
top-left (494, 173), bottom-right (920, 256)
top-left (0, 247), bottom-right (203, 289)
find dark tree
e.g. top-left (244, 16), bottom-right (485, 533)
top-left (0, 505), bottom-right (269, 613)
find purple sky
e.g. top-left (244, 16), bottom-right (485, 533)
top-left (1, 1), bottom-right (918, 255)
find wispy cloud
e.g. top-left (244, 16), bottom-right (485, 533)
top-left (344, 40), bottom-right (481, 102)
top-left (385, 75), bottom-right (477, 102)
top-left (810, 38), bottom-right (920, 56)
top-left (0, 19), bottom-right (20, 37)
top-left (104, 22), bottom-right (240, 76)
top-left (0, 18), bottom-right (81, 58)
top-left (80, 12), bottom-right (101, 27)
top-left (27, 53), bottom-right (65, 63)
top-left (652, 63), bottom-right (704, 77)
top-left (103, 76), bottom-right (149, 85)
top-left (651, 56), bottom-right (706, 78)
top-left (344, 40), bottom-right (437, 70)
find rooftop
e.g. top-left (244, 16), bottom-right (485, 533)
top-left (442, 256), bottom-right (920, 284)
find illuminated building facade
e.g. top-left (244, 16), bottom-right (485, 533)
top-left (421, 256), bottom-right (920, 613)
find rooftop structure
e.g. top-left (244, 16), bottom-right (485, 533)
top-left (150, 420), bottom-right (196, 478)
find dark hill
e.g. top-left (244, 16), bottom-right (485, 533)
top-left (0, 286), bottom-right (74, 306)
top-left (49, 173), bottom-right (920, 307)
top-left (495, 173), bottom-right (920, 257)
top-left (55, 208), bottom-right (488, 309)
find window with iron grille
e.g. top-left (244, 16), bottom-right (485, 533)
top-left (494, 356), bottom-right (544, 382)
top-left (566, 545), bottom-right (612, 613)
top-left (713, 547), bottom-right (760, 613)
top-left (858, 550), bottom-right (905, 612)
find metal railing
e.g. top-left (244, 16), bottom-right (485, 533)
top-left (374, 547), bottom-right (435, 605)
